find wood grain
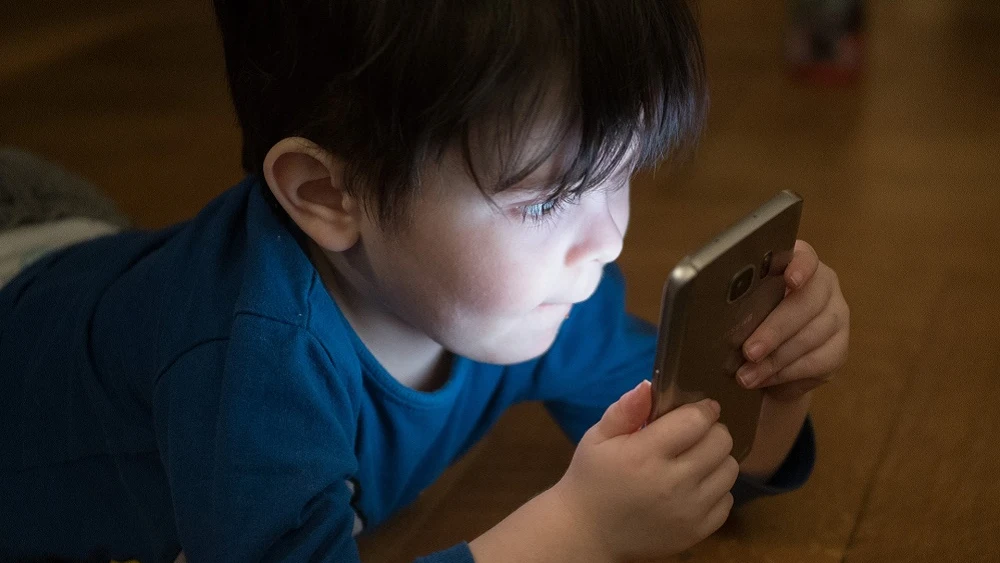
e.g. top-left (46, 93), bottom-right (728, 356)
top-left (2, 1), bottom-right (998, 561)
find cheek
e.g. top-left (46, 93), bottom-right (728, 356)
top-left (371, 222), bottom-right (547, 328)
top-left (445, 232), bottom-right (553, 316)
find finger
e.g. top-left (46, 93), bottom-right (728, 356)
top-left (785, 240), bottom-right (820, 290)
top-left (695, 492), bottom-right (734, 542)
top-left (640, 399), bottom-right (721, 458)
top-left (743, 267), bottom-right (832, 362)
top-left (762, 328), bottom-right (849, 387)
top-left (675, 422), bottom-right (733, 478)
top-left (698, 454), bottom-right (740, 501)
top-left (590, 380), bottom-right (653, 442)
top-left (737, 298), bottom-right (841, 388)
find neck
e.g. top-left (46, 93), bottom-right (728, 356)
top-left (307, 240), bottom-right (451, 392)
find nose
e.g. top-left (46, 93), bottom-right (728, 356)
top-left (566, 188), bottom-right (628, 267)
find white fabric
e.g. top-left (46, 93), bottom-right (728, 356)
top-left (0, 217), bottom-right (121, 289)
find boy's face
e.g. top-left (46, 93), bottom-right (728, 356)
top-left (342, 144), bottom-right (631, 365)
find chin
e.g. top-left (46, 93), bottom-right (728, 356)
top-left (462, 330), bottom-right (561, 366)
top-left (437, 309), bottom-right (568, 365)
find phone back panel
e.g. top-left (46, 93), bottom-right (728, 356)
top-left (649, 191), bottom-right (802, 461)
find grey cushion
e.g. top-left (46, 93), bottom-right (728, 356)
top-left (0, 148), bottom-right (131, 230)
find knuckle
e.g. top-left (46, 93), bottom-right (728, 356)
top-left (823, 270), bottom-right (837, 299)
top-left (768, 365), bottom-right (788, 384)
top-left (715, 424), bottom-right (734, 454)
top-left (829, 298), bottom-right (849, 328)
top-left (760, 354), bottom-right (776, 377)
top-left (666, 406), bottom-right (708, 437)
top-left (703, 495), bottom-right (734, 536)
top-left (827, 307), bottom-right (843, 332)
top-left (687, 402), bottom-right (716, 427)
top-left (724, 456), bottom-right (740, 483)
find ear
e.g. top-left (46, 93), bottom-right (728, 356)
top-left (262, 137), bottom-right (361, 252)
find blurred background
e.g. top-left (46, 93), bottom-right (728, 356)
top-left (2, 0), bottom-right (998, 561)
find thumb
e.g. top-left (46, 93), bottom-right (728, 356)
top-left (590, 380), bottom-right (652, 442)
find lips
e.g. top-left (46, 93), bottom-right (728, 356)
top-left (541, 271), bottom-right (604, 308)
top-left (545, 290), bottom-right (597, 307)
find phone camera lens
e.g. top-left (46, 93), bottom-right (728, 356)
top-left (760, 251), bottom-right (773, 278)
top-left (728, 265), bottom-right (755, 302)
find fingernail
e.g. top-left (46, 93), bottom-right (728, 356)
top-left (737, 365), bottom-right (757, 388)
top-left (789, 272), bottom-right (803, 288)
top-left (746, 342), bottom-right (765, 362)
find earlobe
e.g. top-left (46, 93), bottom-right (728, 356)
top-left (262, 137), bottom-right (361, 252)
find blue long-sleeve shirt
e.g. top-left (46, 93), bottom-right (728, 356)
top-left (0, 177), bottom-right (813, 562)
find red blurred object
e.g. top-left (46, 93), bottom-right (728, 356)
top-left (786, 0), bottom-right (865, 86)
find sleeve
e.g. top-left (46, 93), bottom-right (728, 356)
top-left (528, 263), bottom-right (815, 504)
top-left (414, 543), bottom-right (475, 563)
top-left (153, 315), bottom-right (362, 562)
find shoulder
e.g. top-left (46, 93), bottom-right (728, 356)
top-left (157, 313), bottom-right (364, 420)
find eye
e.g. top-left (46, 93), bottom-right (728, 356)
top-left (515, 192), bottom-right (582, 225)
top-left (521, 199), bottom-right (560, 220)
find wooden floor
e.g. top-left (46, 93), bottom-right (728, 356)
top-left (3, 1), bottom-right (998, 561)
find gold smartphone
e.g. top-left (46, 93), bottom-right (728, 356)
top-left (647, 190), bottom-right (803, 461)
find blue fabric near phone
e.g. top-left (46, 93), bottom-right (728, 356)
top-left (0, 176), bottom-right (813, 563)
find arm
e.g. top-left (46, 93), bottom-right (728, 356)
top-left (739, 392), bottom-right (812, 481)
top-left (159, 318), bottom-right (494, 563)
top-left (154, 320), bottom-right (362, 562)
top-left (469, 487), bottom-right (612, 563)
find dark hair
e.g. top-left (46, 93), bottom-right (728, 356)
top-left (213, 0), bottom-right (707, 228)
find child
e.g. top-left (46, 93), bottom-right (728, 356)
top-left (0, 0), bottom-right (849, 561)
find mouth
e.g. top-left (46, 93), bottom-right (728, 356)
top-left (539, 274), bottom-right (603, 311)
top-left (548, 273), bottom-right (603, 309)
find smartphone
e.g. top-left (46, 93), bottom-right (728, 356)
top-left (647, 190), bottom-right (803, 462)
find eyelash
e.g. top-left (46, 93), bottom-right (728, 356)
top-left (518, 195), bottom-right (575, 225)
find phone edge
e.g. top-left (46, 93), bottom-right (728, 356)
top-left (688, 190), bottom-right (803, 271)
top-left (647, 259), bottom-right (698, 425)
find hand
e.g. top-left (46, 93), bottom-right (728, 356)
top-left (736, 240), bottom-right (850, 401)
top-left (552, 382), bottom-right (738, 561)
